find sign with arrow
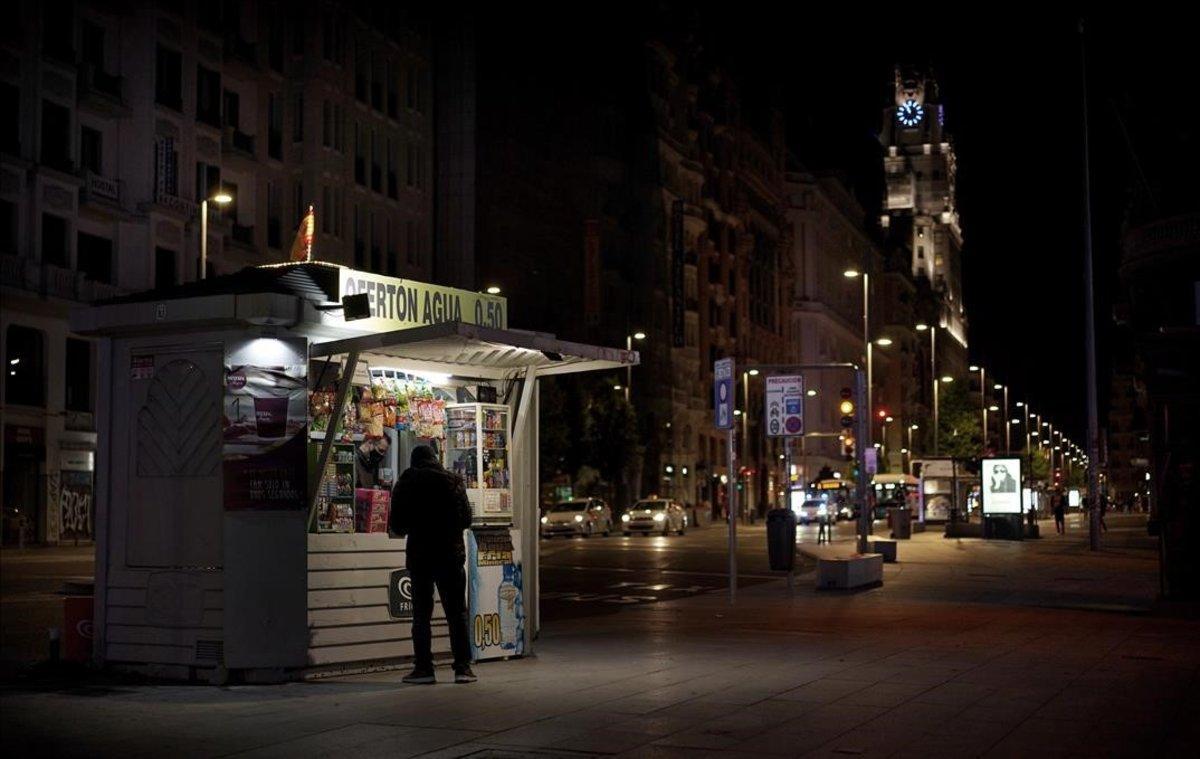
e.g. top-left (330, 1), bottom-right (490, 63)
top-left (765, 375), bottom-right (804, 437)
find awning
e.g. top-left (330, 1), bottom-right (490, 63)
top-left (309, 321), bottom-right (637, 379)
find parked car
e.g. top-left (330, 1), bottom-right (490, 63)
top-left (621, 498), bottom-right (687, 536)
top-left (540, 498), bottom-right (613, 538)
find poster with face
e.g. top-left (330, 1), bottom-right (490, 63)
top-left (982, 457), bottom-right (1022, 514)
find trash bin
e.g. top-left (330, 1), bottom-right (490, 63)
top-left (889, 507), bottom-right (912, 539)
top-left (766, 508), bottom-right (797, 571)
top-left (63, 593), bottom-right (94, 663)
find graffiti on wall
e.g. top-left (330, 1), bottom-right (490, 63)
top-left (59, 470), bottom-right (94, 541)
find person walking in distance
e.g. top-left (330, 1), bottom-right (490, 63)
top-left (1099, 492), bottom-right (1109, 532)
top-left (390, 445), bottom-right (476, 684)
top-left (1053, 489), bottom-right (1066, 535)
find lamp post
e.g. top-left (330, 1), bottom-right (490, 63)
top-left (1017, 402), bottom-right (1031, 452)
top-left (199, 191), bottom-right (233, 280)
top-left (624, 331), bottom-right (645, 404)
top-left (969, 365), bottom-right (986, 449)
top-left (844, 269), bottom-right (871, 449)
top-left (742, 368), bottom-right (759, 517)
top-left (916, 322), bottom-right (939, 455)
top-left (994, 383), bottom-right (1010, 452)
top-left (908, 424), bottom-right (918, 460)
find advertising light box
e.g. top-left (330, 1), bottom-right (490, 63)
top-left (981, 457), bottom-right (1022, 514)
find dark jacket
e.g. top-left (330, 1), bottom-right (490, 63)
top-left (390, 446), bottom-right (473, 568)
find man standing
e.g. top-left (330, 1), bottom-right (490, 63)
top-left (390, 445), bottom-right (476, 684)
top-left (1053, 489), bottom-right (1067, 535)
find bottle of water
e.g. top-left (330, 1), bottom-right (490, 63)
top-left (497, 564), bottom-right (518, 649)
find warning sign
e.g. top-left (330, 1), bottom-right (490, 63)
top-left (765, 375), bottom-right (804, 438)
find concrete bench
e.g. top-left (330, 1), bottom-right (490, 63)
top-left (869, 540), bottom-right (897, 563)
top-left (817, 554), bottom-right (884, 590)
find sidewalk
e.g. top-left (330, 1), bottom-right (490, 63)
top-left (2, 515), bottom-right (1197, 758)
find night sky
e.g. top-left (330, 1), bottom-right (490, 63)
top-left (480, 5), bottom-right (1198, 442)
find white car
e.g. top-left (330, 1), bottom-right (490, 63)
top-left (621, 499), bottom-right (687, 536)
top-left (793, 499), bottom-right (830, 525)
top-left (540, 499), bottom-right (613, 538)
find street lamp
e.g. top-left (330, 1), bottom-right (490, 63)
top-left (916, 322), bottom-right (940, 456)
top-left (844, 268), bottom-right (872, 451)
top-left (485, 285), bottom-right (502, 295)
top-left (907, 423), bottom-right (918, 462)
top-left (994, 383), bottom-right (1010, 452)
top-left (969, 365), bottom-right (987, 449)
top-left (199, 191), bottom-right (233, 280)
top-left (625, 331), bottom-right (645, 403)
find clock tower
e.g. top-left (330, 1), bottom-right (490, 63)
top-left (881, 66), bottom-right (966, 348)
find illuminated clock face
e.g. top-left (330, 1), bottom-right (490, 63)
top-left (896, 99), bottom-right (925, 127)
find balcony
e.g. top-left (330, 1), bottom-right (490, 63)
top-left (231, 223), bottom-right (255, 247)
top-left (222, 126), bottom-right (256, 160)
top-left (77, 63), bottom-right (128, 116)
top-left (140, 189), bottom-right (197, 220)
top-left (79, 171), bottom-right (120, 208)
top-left (223, 34), bottom-right (257, 68)
top-left (0, 254), bottom-right (126, 302)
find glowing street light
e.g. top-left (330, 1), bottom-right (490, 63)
top-left (485, 285), bottom-right (502, 295)
top-left (199, 191), bottom-right (233, 280)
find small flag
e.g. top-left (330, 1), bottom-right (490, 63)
top-left (289, 205), bottom-right (315, 262)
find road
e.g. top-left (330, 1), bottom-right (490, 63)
top-left (538, 517), bottom-right (863, 621)
top-left (0, 545), bottom-right (95, 672)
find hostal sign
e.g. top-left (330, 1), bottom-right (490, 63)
top-left (337, 267), bottom-right (507, 332)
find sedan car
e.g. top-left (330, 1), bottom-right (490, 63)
top-left (540, 499), bottom-right (613, 538)
top-left (621, 498), bottom-right (687, 536)
top-left (792, 499), bottom-right (830, 525)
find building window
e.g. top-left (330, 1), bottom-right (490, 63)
top-left (196, 66), bottom-right (221, 127)
top-left (405, 66), bottom-right (415, 110)
top-left (294, 181), bottom-right (304, 225)
top-left (266, 181), bottom-right (281, 249)
top-left (267, 93), bottom-right (283, 160)
top-left (81, 21), bottom-right (106, 71)
top-left (355, 54), bottom-right (368, 102)
top-left (0, 200), bottom-right (16, 255)
top-left (917, 245), bottom-right (924, 259)
top-left (42, 0), bottom-right (74, 61)
top-left (292, 93), bottom-right (304, 142)
top-left (1, 81), bottom-right (18, 153)
top-left (369, 212), bottom-right (381, 272)
top-left (154, 136), bottom-right (179, 197)
top-left (155, 45), bottom-right (183, 110)
top-left (154, 247), bottom-right (177, 289)
top-left (321, 186), bottom-right (332, 234)
top-left (40, 100), bottom-right (71, 171)
top-left (5, 325), bottom-right (46, 407)
top-left (386, 218), bottom-right (396, 275)
top-left (41, 213), bottom-right (69, 267)
top-left (386, 61), bottom-right (397, 118)
top-left (371, 54), bottom-right (383, 111)
top-left (406, 144), bottom-right (415, 188)
top-left (370, 130), bottom-right (381, 193)
top-left (223, 89), bottom-right (241, 130)
top-left (195, 161), bottom-right (220, 205)
top-left (65, 338), bottom-right (93, 413)
top-left (405, 220), bottom-right (415, 265)
top-left (77, 232), bottom-right (113, 284)
top-left (353, 205), bottom-right (365, 267)
top-left (387, 139), bottom-right (397, 199)
top-left (322, 100), bottom-right (332, 147)
top-left (80, 126), bottom-right (102, 175)
top-left (354, 123), bottom-right (365, 185)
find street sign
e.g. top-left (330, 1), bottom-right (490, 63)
top-left (714, 358), bottom-right (734, 429)
top-left (764, 374), bottom-right (804, 437)
top-left (864, 447), bottom-right (878, 475)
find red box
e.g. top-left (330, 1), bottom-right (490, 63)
top-left (355, 488), bottom-right (391, 533)
top-left (63, 595), bottom-right (94, 663)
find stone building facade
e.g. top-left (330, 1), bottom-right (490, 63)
top-left (0, 0), bottom-right (436, 544)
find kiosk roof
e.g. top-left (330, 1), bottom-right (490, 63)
top-left (311, 321), bottom-right (636, 379)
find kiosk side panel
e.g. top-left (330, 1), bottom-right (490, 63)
top-left (103, 338), bottom-right (226, 675)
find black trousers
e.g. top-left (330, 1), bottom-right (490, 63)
top-left (409, 561), bottom-right (472, 670)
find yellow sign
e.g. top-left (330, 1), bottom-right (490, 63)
top-left (336, 267), bottom-right (507, 332)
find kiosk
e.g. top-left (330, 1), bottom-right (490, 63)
top-left (70, 262), bottom-right (636, 681)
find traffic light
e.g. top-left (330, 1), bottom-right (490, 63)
top-left (842, 435), bottom-right (855, 461)
top-left (839, 387), bottom-right (855, 429)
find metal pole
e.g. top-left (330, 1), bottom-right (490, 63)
top-left (742, 371), bottom-right (749, 518)
top-left (930, 328), bottom-right (938, 456)
top-left (1004, 386), bottom-right (1011, 453)
top-left (200, 199), bottom-right (208, 280)
top-left (727, 425), bottom-right (737, 604)
top-left (307, 351), bottom-right (360, 530)
top-left (864, 273), bottom-right (872, 447)
top-left (625, 335), bottom-right (631, 404)
top-left (855, 368), bottom-right (870, 553)
top-left (1080, 20), bottom-right (1101, 551)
